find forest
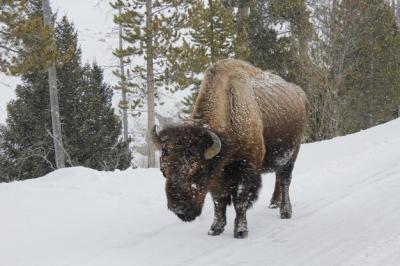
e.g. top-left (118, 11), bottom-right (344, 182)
top-left (1, 0), bottom-right (400, 180)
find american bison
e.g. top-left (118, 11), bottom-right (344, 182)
top-left (151, 59), bottom-right (308, 238)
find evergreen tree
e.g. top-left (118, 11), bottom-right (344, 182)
top-left (0, 0), bottom-right (59, 75)
top-left (338, 0), bottom-right (400, 133)
top-left (0, 16), bottom-right (131, 181)
top-left (1, 71), bottom-right (54, 179)
top-left (112, 3), bottom-right (130, 148)
top-left (172, 0), bottom-right (236, 114)
top-left (0, 125), bottom-right (14, 182)
top-left (308, 0), bottom-right (400, 139)
top-left (1, 0), bottom-right (67, 167)
top-left (110, 0), bottom-right (186, 167)
top-left (67, 63), bottom-right (131, 170)
top-left (246, 0), bottom-right (290, 74)
top-left (174, 0), bottom-right (313, 118)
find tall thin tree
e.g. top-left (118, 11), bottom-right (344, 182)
top-left (118, 5), bottom-right (129, 150)
top-left (41, 0), bottom-right (65, 168)
top-left (146, 0), bottom-right (156, 168)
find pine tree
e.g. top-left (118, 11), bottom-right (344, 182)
top-left (0, 71), bottom-right (54, 179)
top-left (0, 125), bottom-right (14, 182)
top-left (1, 0), bottom-right (66, 167)
top-left (174, 0), bottom-right (313, 118)
top-left (308, 0), bottom-right (400, 139)
top-left (70, 63), bottom-right (131, 170)
top-left (171, 0), bottom-right (236, 114)
top-left (246, 0), bottom-right (290, 74)
top-left (111, 1), bottom-right (130, 150)
top-left (338, 0), bottom-right (400, 133)
top-left (0, 0), bottom-right (57, 74)
top-left (110, 0), bottom-right (186, 167)
top-left (0, 16), bottom-right (131, 181)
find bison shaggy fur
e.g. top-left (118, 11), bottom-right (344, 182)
top-left (152, 59), bottom-right (308, 238)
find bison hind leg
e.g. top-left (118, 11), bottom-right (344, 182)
top-left (269, 177), bottom-right (282, 209)
top-left (276, 162), bottom-right (295, 219)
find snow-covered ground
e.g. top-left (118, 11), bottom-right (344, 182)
top-left (1, 118), bottom-right (400, 266)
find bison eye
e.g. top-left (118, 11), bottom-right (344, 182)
top-left (162, 148), bottom-right (169, 156)
top-left (188, 146), bottom-right (198, 156)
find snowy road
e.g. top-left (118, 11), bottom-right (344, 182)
top-left (1, 119), bottom-right (400, 266)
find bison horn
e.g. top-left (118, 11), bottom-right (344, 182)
top-left (204, 130), bottom-right (221, 160)
top-left (150, 125), bottom-right (162, 150)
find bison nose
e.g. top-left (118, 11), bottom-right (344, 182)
top-left (170, 203), bottom-right (185, 214)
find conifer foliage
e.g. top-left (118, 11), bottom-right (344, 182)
top-left (0, 17), bottom-right (131, 181)
top-left (309, 0), bottom-right (400, 138)
top-left (175, 0), bottom-right (237, 114)
top-left (0, 0), bottom-right (59, 75)
top-left (2, 0), bottom-right (400, 176)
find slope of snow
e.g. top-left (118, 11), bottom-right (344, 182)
top-left (1, 119), bottom-right (400, 266)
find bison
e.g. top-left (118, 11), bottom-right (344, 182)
top-left (151, 59), bottom-right (308, 238)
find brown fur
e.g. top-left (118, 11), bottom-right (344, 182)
top-left (154, 59), bottom-right (308, 238)
top-left (193, 59), bottom-right (308, 171)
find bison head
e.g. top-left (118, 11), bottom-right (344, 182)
top-left (151, 124), bottom-right (221, 222)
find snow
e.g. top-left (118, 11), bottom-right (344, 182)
top-left (274, 149), bottom-right (294, 167)
top-left (1, 118), bottom-right (400, 266)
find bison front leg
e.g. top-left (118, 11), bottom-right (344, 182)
top-left (232, 164), bottom-right (262, 239)
top-left (277, 162), bottom-right (294, 219)
top-left (208, 192), bottom-right (230, 236)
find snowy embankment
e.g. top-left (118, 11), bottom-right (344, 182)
top-left (1, 119), bottom-right (400, 266)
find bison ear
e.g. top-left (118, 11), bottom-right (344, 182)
top-left (150, 125), bottom-right (162, 150)
top-left (204, 130), bottom-right (221, 160)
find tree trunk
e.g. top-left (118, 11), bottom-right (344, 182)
top-left (396, 0), bottom-right (400, 27)
top-left (325, 0), bottom-right (341, 138)
top-left (237, 0), bottom-right (250, 23)
top-left (209, 0), bottom-right (216, 62)
top-left (41, 0), bottom-right (65, 169)
top-left (236, 0), bottom-right (250, 59)
top-left (118, 6), bottom-right (129, 154)
top-left (146, 0), bottom-right (156, 168)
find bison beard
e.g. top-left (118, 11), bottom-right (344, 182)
top-left (152, 59), bottom-right (308, 239)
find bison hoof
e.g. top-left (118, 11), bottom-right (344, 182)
top-left (280, 211), bottom-right (292, 219)
top-left (234, 230), bottom-right (248, 239)
top-left (208, 227), bottom-right (224, 236)
top-left (280, 204), bottom-right (292, 219)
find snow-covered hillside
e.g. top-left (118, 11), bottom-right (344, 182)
top-left (1, 119), bottom-right (400, 266)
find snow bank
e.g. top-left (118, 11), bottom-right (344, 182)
top-left (1, 119), bottom-right (400, 266)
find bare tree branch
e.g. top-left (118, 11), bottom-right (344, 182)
top-left (45, 128), bottom-right (74, 167)
top-left (0, 43), bottom-right (19, 53)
